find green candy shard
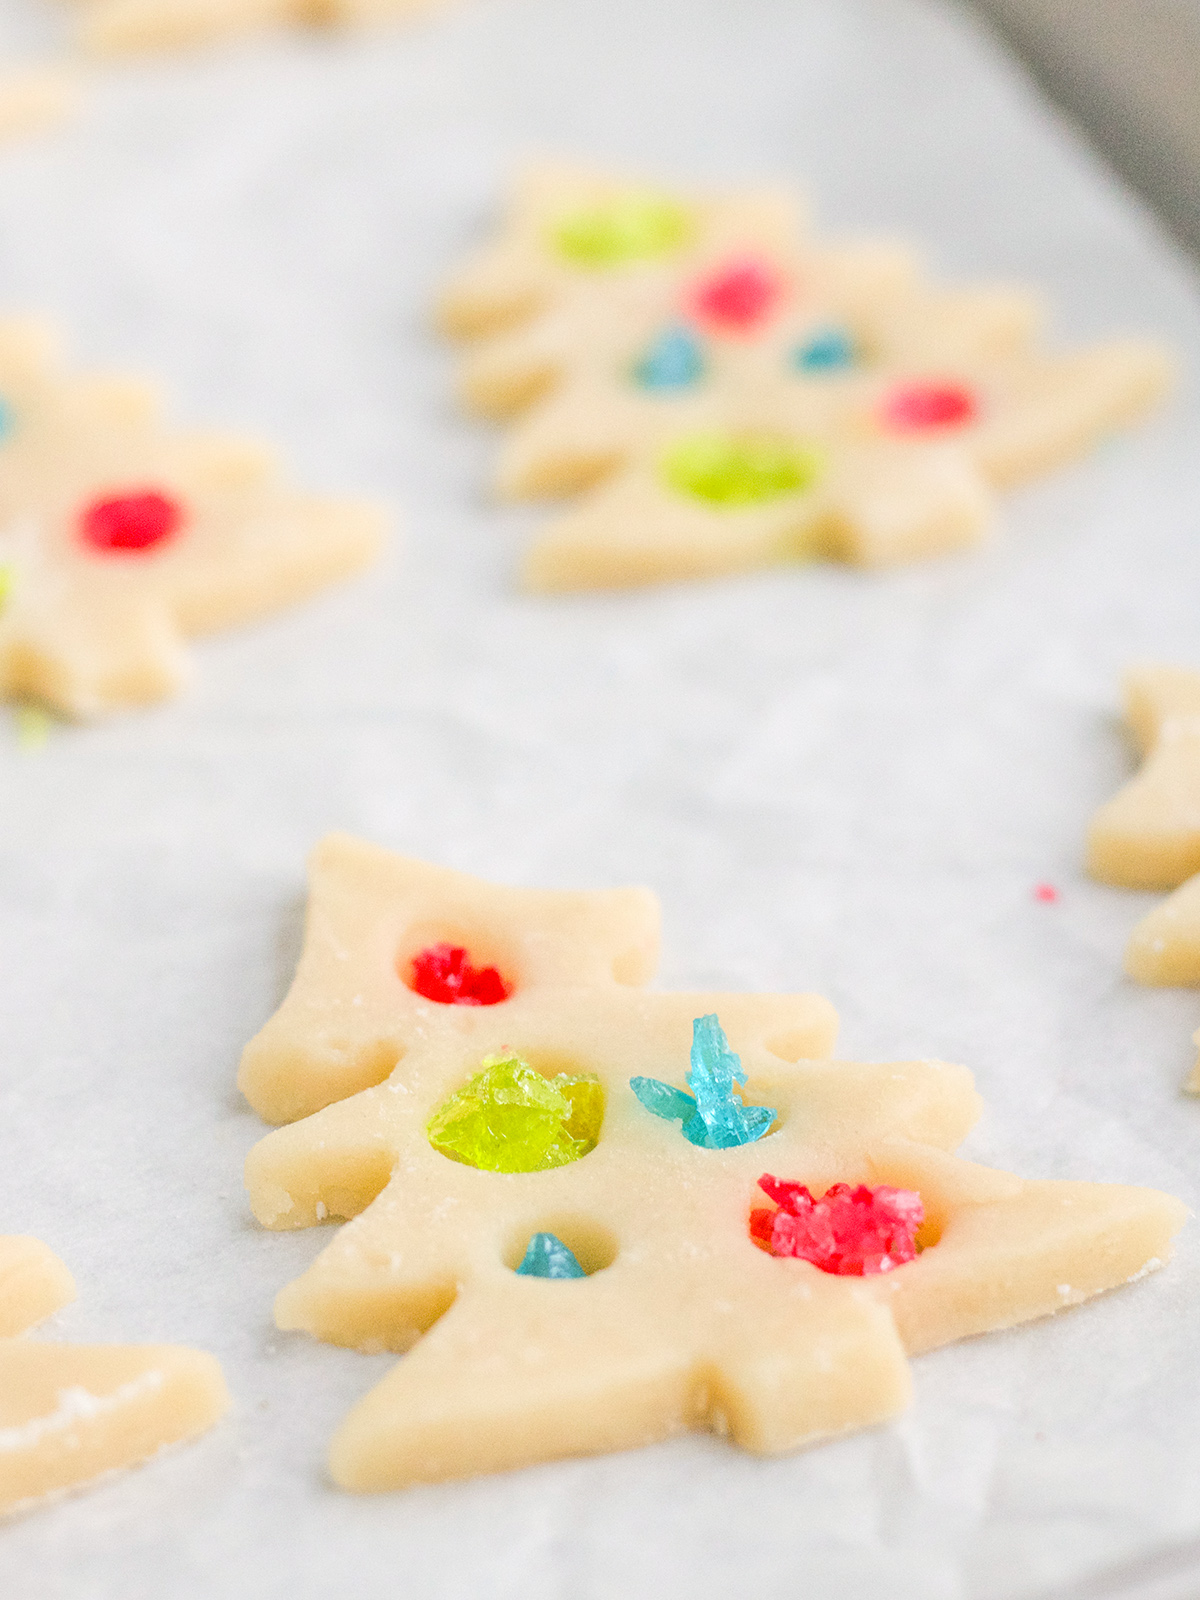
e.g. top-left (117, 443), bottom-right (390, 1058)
top-left (427, 1054), bottom-right (604, 1173)
top-left (558, 1073), bottom-right (605, 1145)
top-left (661, 432), bottom-right (824, 508)
top-left (551, 195), bottom-right (693, 269)
top-left (0, 564), bottom-right (12, 612)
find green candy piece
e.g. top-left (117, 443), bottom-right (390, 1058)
top-left (427, 1054), bottom-right (604, 1174)
top-left (551, 195), bottom-right (693, 269)
top-left (661, 432), bottom-right (824, 508)
top-left (0, 564), bottom-right (12, 611)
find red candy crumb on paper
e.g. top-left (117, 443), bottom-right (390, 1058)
top-left (1033, 882), bottom-right (1060, 904)
top-left (688, 258), bottom-right (783, 334)
top-left (409, 943), bottom-right (510, 1006)
top-left (79, 489), bottom-right (185, 553)
top-left (881, 382), bottom-right (977, 432)
top-left (750, 1175), bottom-right (924, 1276)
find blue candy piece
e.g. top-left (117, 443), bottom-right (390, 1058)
top-left (630, 1075), bottom-right (696, 1122)
top-left (633, 326), bottom-right (705, 390)
top-left (629, 1014), bottom-right (776, 1149)
top-left (515, 1232), bottom-right (586, 1279)
top-left (0, 396), bottom-right (13, 441)
top-left (792, 328), bottom-right (855, 374)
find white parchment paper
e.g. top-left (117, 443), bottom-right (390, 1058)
top-left (1, 1), bottom-right (1200, 1595)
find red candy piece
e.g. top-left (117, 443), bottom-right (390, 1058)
top-left (1033, 882), bottom-right (1060, 904)
top-left (409, 943), bottom-right (510, 1006)
top-left (688, 258), bottom-right (783, 334)
top-left (881, 382), bottom-right (978, 432)
top-left (750, 1175), bottom-right (924, 1276)
top-left (79, 489), bottom-right (185, 553)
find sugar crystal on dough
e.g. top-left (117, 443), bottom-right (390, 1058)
top-left (409, 942), bottom-right (509, 1005)
top-left (552, 195), bottom-right (693, 269)
top-left (515, 1233), bottom-right (586, 1279)
top-left (634, 327), bottom-right (706, 391)
top-left (631, 1013), bottom-right (775, 1148)
top-left (427, 1054), bottom-right (603, 1173)
top-left (689, 257), bottom-right (784, 334)
top-left (793, 327), bottom-right (856, 372)
top-left (661, 432), bottom-right (823, 507)
top-left (751, 1176), bottom-right (923, 1275)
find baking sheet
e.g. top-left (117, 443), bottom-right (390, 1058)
top-left (2, 0), bottom-right (1200, 1595)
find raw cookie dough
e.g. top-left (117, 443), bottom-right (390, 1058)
top-left (0, 70), bottom-right (79, 143)
top-left (0, 1236), bottom-right (75, 1337)
top-left (239, 836), bottom-right (1184, 1490)
top-left (457, 237), bottom-right (932, 424)
top-left (1125, 877), bottom-right (1200, 1095)
top-left (438, 163), bottom-right (814, 341)
top-left (1088, 665), bottom-right (1200, 891)
top-left (444, 168), bottom-right (1171, 590)
top-left (510, 343), bottom-right (1168, 589)
top-left (0, 321), bottom-right (385, 717)
top-left (522, 425), bottom-right (993, 588)
top-left (67, 0), bottom-right (447, 55)
top-left (1089, 666), bottom-right (1200, 1092)
top-left (0, 1236), bottom-right (228, 1514)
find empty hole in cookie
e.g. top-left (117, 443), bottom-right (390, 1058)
top-left (322, 1036), bottom-right (405, 1095)
top-left (503, 1216), bottom-right (619, 1276)
top-left (308, 1147), bottom-right (397, 1224)
top-left (763, 1028), bottom-right (821, 1063)
top-left (398, 920), bottom-right (516, 1005)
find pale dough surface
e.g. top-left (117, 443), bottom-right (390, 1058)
top-left (524, 429), bottom-right (993, 588)
top-left (438, 163), bottom-right (811, 341)
top-left (240, 838), bottom-right (1183, 1489)
top-left (1091, 667), bottom-right (1200, 1093)
top-left (446, 170), bottom-right (1170, 590)
top-left (0, 1237), bottom-right (229, 1515)
top-left (1089, 665), bottom-right (1200, 891)
top-left (3, 0), bottom-right (1200, 1591)
top-left (0, 69), bottom-right (78, 143)
top-left (456, 236), bottom-right (934, 423)
top-left (0, 322), bottom-right (386, 716)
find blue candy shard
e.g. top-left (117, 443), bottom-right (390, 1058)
top-left (634, 326), bottom-right (705, 390)
top-left (515, 1232), bottom-right (586, 1279)
top-left (792, 327), bottom-right (855, 373)
top-left (630, 1075), bottom-right (697, 1122)
top-left (629, 1014), bottom-right (776, 1149)
top-left (0, 397), bottom-right (13, 441)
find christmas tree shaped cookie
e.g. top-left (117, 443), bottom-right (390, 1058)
top-left (67, 0), bottom-right (446, 55)
top-left (239, 837), bottom-right (1184, 1490)
top-left (0, 321), bottom-right (384, 717)
top-left (443, 170), bottom-right (1170, 590)
top-left (0, 1235), bottom-right (228, 1513)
